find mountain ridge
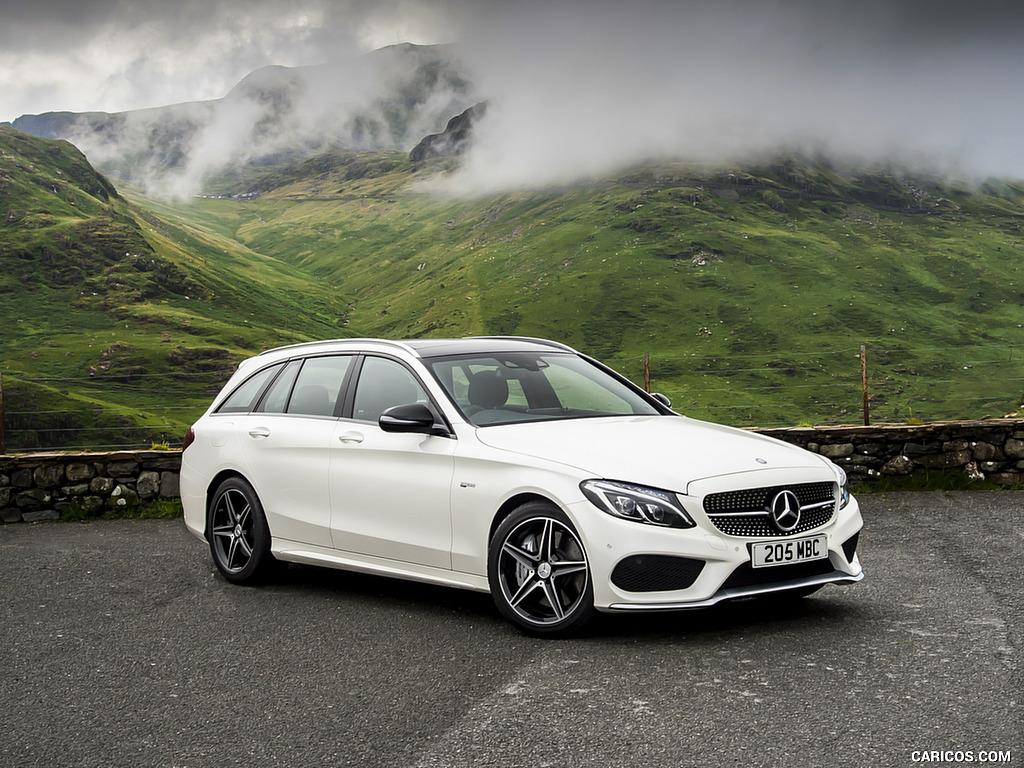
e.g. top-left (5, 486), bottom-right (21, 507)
top-left (6, 43), bottom-right (475, 196)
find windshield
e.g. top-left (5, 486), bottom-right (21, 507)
top-left (426, 352), bottom-right (662, 426)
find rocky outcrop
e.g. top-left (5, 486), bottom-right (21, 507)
top-left (410, 102), bottom-right (488, 163)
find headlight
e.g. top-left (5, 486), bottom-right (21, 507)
top-left (836, 464), bottom-right (851, 509)
top-left (581, 480), bottom-right (695, 529)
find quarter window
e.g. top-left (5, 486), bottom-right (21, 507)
top-left (217, 364), bottom-right (283, 413)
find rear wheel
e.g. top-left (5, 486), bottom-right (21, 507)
top-left (488, 502), bottom-right (595, 637)
top-left (207, 477), bottom-right (278, 584)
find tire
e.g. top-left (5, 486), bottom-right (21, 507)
top-left (207, 477), bottom-right (278, 585)
top-left (488, 502), bottom-right (595, 637)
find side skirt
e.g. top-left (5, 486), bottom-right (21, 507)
top-left (271, 540), bottom-right (491, 594)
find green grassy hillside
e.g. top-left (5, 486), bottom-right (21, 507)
top-left (2, 126), bottom-right (1023, 451)
top-left (171, 151), bottom-right (1024, 427)
top-left (0, 127), bottom-right (352, 450)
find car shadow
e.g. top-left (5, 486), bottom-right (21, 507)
top-left (267, 561), bottom-right (500, 622)
top-left (256, 562), bottom-right (866, 642)
top-left (587, 588), bottom-right (869, 642)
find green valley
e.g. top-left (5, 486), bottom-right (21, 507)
top-left (3, 125), bottom-right (1024, 450)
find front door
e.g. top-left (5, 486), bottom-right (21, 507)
top-left (328, 356), bottom-right (456, 568)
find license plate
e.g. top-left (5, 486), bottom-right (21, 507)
top-left (751, 535), bottom-right (828, 568)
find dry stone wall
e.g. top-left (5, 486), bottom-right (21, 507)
top-left (751, 419), bottom-right (1024, 484)
top-left (3, 419), bottom-right (1024, 523)
top-left (1, 450), bottom-right (181, 523)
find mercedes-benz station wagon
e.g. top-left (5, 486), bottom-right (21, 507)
top-left (180, 336), bottom-right (864, 636)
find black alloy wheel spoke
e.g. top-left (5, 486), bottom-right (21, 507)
top-left (551, 560), bottom-right (588, 579)
top-left (502, 540), bottom-right (539, 569)
top-left (509, 575), bottom-right (544, 608)
top-left (540, 579), bottom-right (566, 620)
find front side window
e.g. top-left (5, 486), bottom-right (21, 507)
top-left (352, 357), bottom-right (429, 422)
top-left (427, 352), bottom-right (660, 426)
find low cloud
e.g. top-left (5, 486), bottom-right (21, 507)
top-left (432, 0), bottom-right (1024, 194)
top-left (41, 43), bottom-right (475, 199)
top-left (5, 0), bottom-right (1023, 197)
top-left (0, 0), bottom-right (432, 118)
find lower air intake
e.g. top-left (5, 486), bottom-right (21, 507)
top-left (611, 555), bottom-right (705, 592)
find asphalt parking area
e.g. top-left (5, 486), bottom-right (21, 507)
top-left (1, 491), bottom-right (1020, 767)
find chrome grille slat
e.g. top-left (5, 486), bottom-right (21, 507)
top-left (703, 481), bottom-right (836, 537)
top-left (802, 499), bottom-right (835, 511)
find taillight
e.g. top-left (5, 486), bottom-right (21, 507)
top-left (182, 427), bottom-right (196, 452)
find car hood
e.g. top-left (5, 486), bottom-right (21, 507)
top-left (472, 415), bottom-right (831, 492)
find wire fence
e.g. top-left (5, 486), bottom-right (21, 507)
top-left (604, 341), bottom-right (1024, 428)
top-left (2, 341), bottom-right (1023, 452)
top-left (0, 368), bottom-right (230, 453)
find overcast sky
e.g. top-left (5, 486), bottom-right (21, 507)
top-left (3, 0), bottom-right (1024, 187)
top-left (0, 0), bottom-right (455, 118)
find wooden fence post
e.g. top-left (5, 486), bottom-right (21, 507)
top-left (861, 345), bottom-right (870, 426)
top-left (644, 352), bottom-right (651, 393)
top-left (0, 373), bottom-right (5, 455)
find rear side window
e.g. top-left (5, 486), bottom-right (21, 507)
top-left (258, 360), bottom-right (302, 414)
top-left (287, 356), bottom-right (353, 417)
top-left (217, 364), bottom-right (283, 414)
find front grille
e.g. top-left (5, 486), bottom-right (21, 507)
top-left (611, 555), bottom-right (705, 592)
top-left (703, 481), bottom-right (836, 537)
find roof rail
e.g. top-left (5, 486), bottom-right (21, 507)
top-left (258, 338), bottom-right (413, 356)
top-left (466, 336), bottom-right (577, 353)
top-left (258, 336), bottom-right (576, 358)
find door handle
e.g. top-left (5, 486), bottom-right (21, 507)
top-left (248, 427), bottom-right (271, 439)
top-left (338, 431), bottom-right (364, 444)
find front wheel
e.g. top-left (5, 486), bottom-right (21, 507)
top-left (207, 477), bottom-right (278, 584)
top-left (488, 502), bottom-right (595, 637)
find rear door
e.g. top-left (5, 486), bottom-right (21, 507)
top-left (237, 355), bottom-right (354, 547)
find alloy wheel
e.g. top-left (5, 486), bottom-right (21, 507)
top-left (211, 487), bottom-right (255, 574)
top-left (495, 514), bottom-right (590, 627)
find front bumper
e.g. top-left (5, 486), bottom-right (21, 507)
top-left (606, 567), bottom-right (865, 612)
top-left (567, 489), bottom-right (864, 613)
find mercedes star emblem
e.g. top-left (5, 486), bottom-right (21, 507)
top-left (769, 490), bottom-right (802, 532)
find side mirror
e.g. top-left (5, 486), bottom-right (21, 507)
top-left (379, 403), bottom-right (439, 434)
top-left (651, 392), bottom-right (672, 409)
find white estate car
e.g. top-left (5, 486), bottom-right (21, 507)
top-left (181, 337), bottom-right (863, 636)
